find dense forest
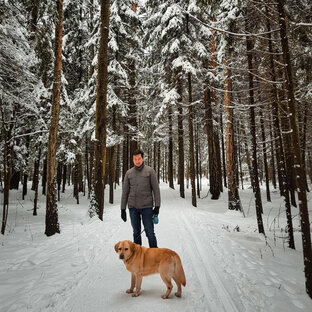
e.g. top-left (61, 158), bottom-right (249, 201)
top-left (0, 0), bottom-right (311, 297)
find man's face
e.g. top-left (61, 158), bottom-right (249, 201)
top-left (133, 154), bottom-right (144, 167)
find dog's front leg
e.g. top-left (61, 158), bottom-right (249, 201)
top-left (132, 274), bottom-right (142, 297)
top-left (126, 273), bottom-right (136, 294)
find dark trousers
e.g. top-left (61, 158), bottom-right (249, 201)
top-left (129, 207), bottom-right (158, 248)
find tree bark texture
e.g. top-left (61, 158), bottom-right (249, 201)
top-left (109, 106), bottom-right (117, 204)
top-left (93, 0), bottom-right (110, 220)
top-left (204, 84), bottom-right (220, 200)
top-left (22, 134), bottom-right (30, 200)
top-left (246, 26), bottom-right (264, 234)
top-left (260, 111), bottom-right (271, 202)
top-left (188, 72), bottom-right (197, 207)
top-left (57, 161), bottom-right (62, 202)
top-left (33, 148), bottom-right (41, 216)
top-left (177, 71), bottom-right (185, 198)
top-left (42, 157), bottom-right (47, 195)
top-left (266, 14), bottom-right (295, 249)
top-left (45, 0), bottom-right (63, 236)
top-left (128, 3), bottom-right (138, 167)
top-left (168, 105), bottom-right (174, 189)
top-left (122, 120), bottom-right (129, 181)
top-left (224, 66), bottom-right (241, 211)
top-left (277, 0), bottom-right (312, 297)
top-left (1, 110), bottom-right (13, 234)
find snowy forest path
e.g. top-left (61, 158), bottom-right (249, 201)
top-left (50, 186), bottom-right (245, 312)
top-left (179, 211), bottom-right (240, 312)
top-left (162, 187), bottom-right (243, 312)
top-left (2, 184), bottom-right (312, 312)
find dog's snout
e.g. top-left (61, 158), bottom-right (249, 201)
top-left (119, 254), bottom-right (125, 260)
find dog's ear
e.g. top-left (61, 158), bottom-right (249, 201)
top-left (114, 242), bottom-right (120, 253)
top-left (129, 241), bottom-right (136, 254)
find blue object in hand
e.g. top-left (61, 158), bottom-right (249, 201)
top-left (152, 215), bottom-right (159, 224)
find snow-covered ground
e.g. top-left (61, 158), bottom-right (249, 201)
top-left (1, 181), bottom-right (312, 312)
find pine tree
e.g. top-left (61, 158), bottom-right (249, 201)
top-left (45, 0), bottom-right (63, 236)
top-left (93, 0), bottom-right (110, 220)
top-left (224, 65), bottom-right (241, 211)
top-left (277, 0), bottom-right (312, 298)
top-left (245, 6), bottom-right (264, 234)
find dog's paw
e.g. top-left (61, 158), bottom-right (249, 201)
top-left (161, 294), bottom-right (169, 299)
top-left (131, 293), bottom-right (139, 297)
top-left (126, 289), bottom-right (134, 294)
top-left (175, 292), bottom-right (181, 297)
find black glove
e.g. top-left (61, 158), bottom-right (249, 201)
top-left (152, 206), bottom-right (159, 216)
top-left (121, 210), bottom-right (127, 222)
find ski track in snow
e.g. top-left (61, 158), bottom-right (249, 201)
top-left (1, 184), bottom-right (312, 311)
top-left (181, 212), bottom-right (240, 312)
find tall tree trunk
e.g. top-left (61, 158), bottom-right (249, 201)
top-left (269, 121), bottom-right (277, 189)
top-left (241, 125), bottom-right (253, 188)
top-left (266, 11), bottom-right (295, 249)
top-left (45, 0), bottom-right (63, 236)
top-left (177, 71), bottom-right (185, 198)
top-left (280, 87), bottom-right (297, 207)
top-left (204, 81), bottom-right (220, 199)
top-left (93, 0), bottom-right (110, 220)
top-left (204, 29), bottom-right (221, 199)
top-left (74, 161), bottom-right (79, 204)
top-left (300, 102), bottom-right (309, 191)
top-left (1, 108), bottom-right (13, 235)
top-left (128, 3), bottom-right (138, 167)
top-left (115, 144), bottom-right (120, 187)
top-left (153, 141), bottom-right (157, 172)
top-left (260, 111), bottom-right (271, 202)
top-left (22, 134), bottom-right (30, 200)
top-left (204, 86), bottom-right (220, 199)
top-left (157, 142), bottom-right (161, 182)
top-left (85, 136), bottom-right (90, 196)
top-left (220, 111), bottom-right (227, 188)
top-left (277, 0), bottom-right (312, 297)
top-left (122, 120), bottom-right (129, 181)
top-left (62, 163), bottom-right (66, 193)
top-left (10, 170), bottom-right (20, 190)
top-left (308, 150), bottom-right (312, 184)
top-left (67, 164), bottom-right (71, 186)
top-left (77, 153), bottom-right (83, 193)
top-left (57, 161), bottom-right (62, 202)
top-left (224, 65), bottom-right (241, 211)
top-left (89, 141), bottom-right (94, 193)
top-left (109, 106), bottom-right (117, 204)
top-left (246, 20), bottom-right (264, 234)
top-left (195, 121), bottom-right (201, 198)
top-left (109, 142), bottom-right (116, 204)
top-left (188, 72), bottom-right (197, 207)
top-left (42, 157), bottom-right (47, 195)
top-left (33, 148), bottom-right (41, 216)
top-left (237, 122), bottom-right (244, 189)
top-left (168, 105), bottom-right (174, 189)
top-left (210, 29), bottom-right (223, 195)
top-left (215, 128), bottom-right (223, 193)
top-left (87, 0), bottom-right (94, 199)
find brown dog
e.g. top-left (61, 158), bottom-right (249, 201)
top-left (115, 240), bottom-right (186, 299)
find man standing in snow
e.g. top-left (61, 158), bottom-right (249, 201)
top-left (120, 149), bottom-right (160, 248)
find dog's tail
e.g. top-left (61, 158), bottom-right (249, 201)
top-left (174, 254), bottom-right (186, 286)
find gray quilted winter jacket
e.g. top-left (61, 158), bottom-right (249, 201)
top-left (121, 163), bottom-right (161, 210)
